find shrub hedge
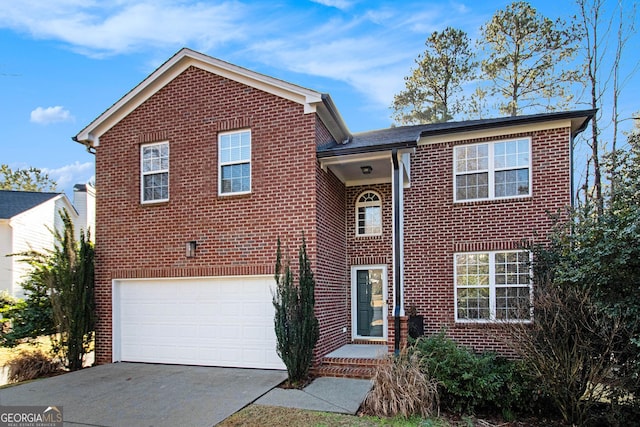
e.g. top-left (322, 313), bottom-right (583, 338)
top-left (411, 332), bottom-right (548, 419)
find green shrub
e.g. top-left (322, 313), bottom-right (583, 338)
top-left (412, 332), bottom-right (541, 418)
top-left (362, 349), bottom-right (439, 418)
top-left (0, 279), bottom-right (55, 348)
top-left (272, 235), bottom-right (319, 387)
top-left (11, 209), bottom-right (95, 371)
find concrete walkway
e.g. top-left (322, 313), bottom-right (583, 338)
top-left (255, 344), bottom-right (377, 415)
top-left (324, 344), bottom-right (388, 359)
top-left (255, 376), bottom-right (372, 414)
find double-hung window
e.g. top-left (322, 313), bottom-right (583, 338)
top-left (454, 138), bottom-right (531, 201)
top-left (455, 251), bottom-right (532, 322)
top-left (141, 142), bottom-right (169, 203)
top-left (356, 191), bottom-right (382, 236)
top-left (219, 130), bottom-right (251, 195)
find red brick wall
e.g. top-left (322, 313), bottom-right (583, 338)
top-left (93, 66), bottom-right (321, 364)
top-left (314, 117), bottom-right (348, 359)
top-left (403, 128), bottom-right (571, 355)
top-left (346, 184), bottom-right (393, 344)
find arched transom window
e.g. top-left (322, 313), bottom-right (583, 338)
top-left (356, 191), bottom-right (382, 236)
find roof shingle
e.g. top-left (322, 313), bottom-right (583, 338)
top-left (0, 190), bottom-right (60, 219)
top-left (317, 109), bottom-right (595, 157)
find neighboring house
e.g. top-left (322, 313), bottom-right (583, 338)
top-left (0, 191), bottom-right (76, 298)
top-left (74, 48), bottom-right (594, 371)
top-left (73, 183), bottom-right (96, 241)
top-left (0, 186), bottom-right (95, 299)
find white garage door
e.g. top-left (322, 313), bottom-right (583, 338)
top-left (113, 276), bottom-right (285, 369)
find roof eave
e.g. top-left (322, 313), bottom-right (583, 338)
top-left (317, 139), bottom-right (417, 158)
top-left (419, 109), bottom-right (597, 140)
top-left (74, 48), bottom-right (330, 147)
top-left (314, 94), bottom-right (351, 144)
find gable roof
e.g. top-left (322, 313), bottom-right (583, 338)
top-left (317, 109), bottom-right (596, 157)
top-left (74, 48), bottom-right (350, 148)
top-left (0, 190), bottom-right (60, 219)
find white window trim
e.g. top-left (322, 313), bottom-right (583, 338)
top-left (351, 265), bottom-right (388, 341)
top-left (218, 129), bottom-right (251, 196)
top-left (454, 250), bottom-right (533, 323)
top-left (355, 190), bottom-right (382, 237)
top-left (140, 141), bottom-right (169, 204)
top-left (453, 137), bottom-right (532, 203)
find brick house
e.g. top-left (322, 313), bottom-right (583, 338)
top-left (74, 48), bottom-right (593, 370)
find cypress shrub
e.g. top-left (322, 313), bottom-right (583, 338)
top-left (273, 235), bottom-right (319, 386)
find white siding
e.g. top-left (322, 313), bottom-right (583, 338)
top-left (73, 185), bottom-right (95, 241)
top-left (0, 222), bottom-right (12, 295)
top-left (5, 195), bottom-right (79, 298)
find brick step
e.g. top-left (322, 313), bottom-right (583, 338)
top-left (311, 364), bottom-right (377, 379)
top-left (313, 356), bottom-right (387, 379)
top-left (321, 356), bottom-right (386, 367)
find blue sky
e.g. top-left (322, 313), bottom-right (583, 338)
top-left (1, 0), bottom-right (638, 197)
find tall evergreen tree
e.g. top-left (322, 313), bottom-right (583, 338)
top-left (476, 1), bottom-right (581, 117)
top-left (392, 27), bottom-right (475, 124)
top-left (273, 235), bottom-right (319, 386)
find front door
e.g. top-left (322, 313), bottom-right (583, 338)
top-left (352, 266), bottom-right (387, 340)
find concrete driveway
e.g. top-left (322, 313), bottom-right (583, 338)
top-left (0, 362), bottom-right (287, 426)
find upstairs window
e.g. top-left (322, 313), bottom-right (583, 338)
top-left (454, 138), bottom-right (531, 201)
top-left (454, 251), bottom-right (532, 322)
top-left (356, 191), bottom-right (382, 236)
top-left (141, 142), bottom-right (169, 203)
top-left (219, 130), bottom-right (251, 195)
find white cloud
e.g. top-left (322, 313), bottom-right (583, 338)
top-left (0, 0), bottom-right (250, 57)
top-left (43, 161), bottom-right (94, 193)
top-left (30, 106), bottom-right (75, 124)
top-left (310, 0), bottom-right (353, 11)
top-left (0, 1), bottom-right (476, 111)
top-left (246, 14), bottom-right (420, 109)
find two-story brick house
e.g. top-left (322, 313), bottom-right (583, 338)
top-left (74, 48), bottom-right (593, 370)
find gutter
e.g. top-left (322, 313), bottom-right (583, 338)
top-left (72, 136), bottom-right (96, 155)
top-left (418, 109), bottom-right (597, 139)
top-left (320, 93), bottom-right (352, 144)
top-left (317, 140), bottom-right (417, 158)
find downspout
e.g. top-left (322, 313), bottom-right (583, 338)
top-left (391, 149), bottom-right (402, 355)
top-left (570, 133), bottom-right (575, 208)
top-left (570, 111), bottom-right (596, 207)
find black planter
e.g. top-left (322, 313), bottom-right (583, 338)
top-left (408, 315), bottom-right (424, 339)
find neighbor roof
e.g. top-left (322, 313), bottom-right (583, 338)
top-left (0, 190), bottom-right (60, 219)
top-left (317, 109), bottom-right (596, 157)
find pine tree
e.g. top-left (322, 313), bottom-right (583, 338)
top-left (392, 27), bottom-right (475, 124)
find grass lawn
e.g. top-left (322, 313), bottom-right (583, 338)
top-left (219, 405), bottom-right (555, 426)
top-left (219, 405), bottom-right (464, 427)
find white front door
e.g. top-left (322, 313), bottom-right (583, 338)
top-left (351, 265), bottom-right (387, 341)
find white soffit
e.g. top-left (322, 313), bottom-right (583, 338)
top-left (319, 149), bottom-right (412, 187)
top-left (75, 48), bottom-right (326, 146)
